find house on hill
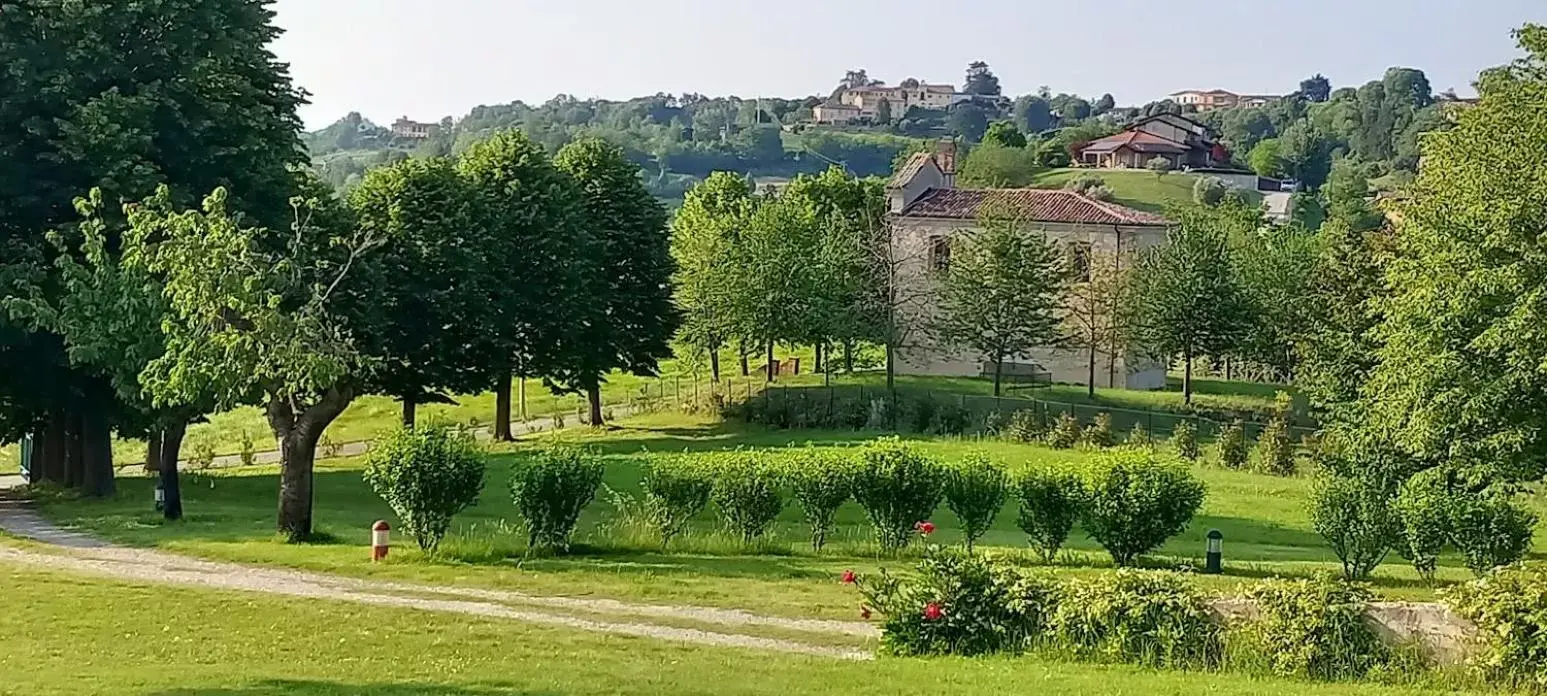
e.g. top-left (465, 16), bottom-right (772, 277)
top-left (1169, 89), bottom-right (1277, 111)
top-left (391, 117), bottom-right (436, 139)
top-left (814, 80), bottom-right (963, 124)
top-left (887, 145), bottom-right (1170, 390)
top-left (1076, 113), bottom-right (1226, 170)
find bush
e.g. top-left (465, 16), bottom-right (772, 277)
top-left (1051, 570), bottom-right (1219, 668)
top-left (1446, 563), bottom-right (1547, 689)
top-left (1015, 464), bottom-right (1084, 563)
top-left (1146, 156), bottom-right (1174, 175)
top-left (856, 547), bottom-right (1058, 657)
top-left (1310, 473), bottom-right (1399, 581)
top-left (1062, 173), bottom-right (1107, 196)
top-left (709, 451), bottom-right (785, 544)
top-left (1255, 415), bottom-right (1295, 476)
top-left (1003, 409), bottom-right (1043, 443)
top-left (981, 410), bottom-right (1007, 437)
top-left (641, 455), bottom-right (713, 545)
top-left (508, 443), bottom-right (605, 551)
top-left (1046, 412), bottom-right (1081, 449)
top-left (1216, 420), bottom-right (1249, 470)
top-left (1079, 449), bottom-right (1206, 566)
top-left (239, 430), bottom-right (256, 468)
top-left (362, 425), bottom-right (486, 553)
top-left (1241, 576), bottom-right (1390, 680)
top-left (1193, 175), bottom-right (1229, 206)
top-left (783, 447), bottom-right (854, 551)
top-left (1451, 492), bottom-right (1536, 576)
top-left (1124, 422), bottom-right (1152, 449)
top-left (1170, 419), bottom-right (1200, 461)
top-left (944, 453), bottom-right (1009, 552)
top-left (852, 437), bottom-right (946, 552)
top-left (928, 400), bottom-right (972, 436)
top-left (1083, 412), bottom-right (1117, 448)
top-left (1085, 185), bottom-right (1115, 202)
top-left (1394, 468), bottom-right (1452, 580)
top-left (864, 398), bottom-right (893, 430)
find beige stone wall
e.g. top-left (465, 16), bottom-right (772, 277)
top-left (889, 216), bottom-right (1168, 390)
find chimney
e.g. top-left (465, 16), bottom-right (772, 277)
top-left (935, 139), bottom-right (957, 188)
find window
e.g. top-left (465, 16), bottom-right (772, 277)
top-left (1069, 242), bottom-right (1092, 282)
top-left (930, 235), bottom-right (951, 272)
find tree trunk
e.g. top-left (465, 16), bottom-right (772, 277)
top-left (765, 341), bottom-right (776, 383)
top-left (814, 343), bottom-right (824, 374)
top-left (1088, 343), bottom-right (1098, 398)
top-left (79, 408), bottom-right (115, 498)
top-left (145, 435), bottom-right (162, 474)
top-left (159, 420), bottom-right (187, 521)
top-left (885, 342), bottom-right (896, 393)
top-left (993, 357), bottom-right (1004, 397)
top-left (587, 382), bottom-right (604, 427)
top-left (1183, 346), bottom-right (1194, 405)
top-left (39, 412), bottom-right (66, 485)
top-left (63, 411), bottom-right (85, 489)
top-left (710, 350), bottom-right (721, 383)
top-left (740, 349), bottom-right (750, 377)
top-left (401, 396), bottom-right (417, 429)
top-left (269, 388), bottom-right (354, 542)
top-left (844, 340), bottom-right (855, 373)
top-left (494, 368), bottom-right (513, 441)
top-left (518, 375), bottom-right (528, 422)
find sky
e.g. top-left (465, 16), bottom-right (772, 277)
top-left (271, 0), bottom-right (1547, 129)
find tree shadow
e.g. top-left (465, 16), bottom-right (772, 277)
top-left (147, 680), bottom-right (550, 696)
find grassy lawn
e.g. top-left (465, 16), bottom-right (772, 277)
top-left (32, 412), bottom-right (1545, 623)
top-left (0, 564), bottom-right (1472, 696)
top-left (1030, 169), bottom-right (1264, 214)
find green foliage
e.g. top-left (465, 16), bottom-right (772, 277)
top-left (1078, 449), bottom-right (1206, 566)
top-left (1393, 468), bottom-right (1451, 579)
top-left (709, 451), bottom-right (785, 544)
top-left (1254, 415), bottom-right (1294, 476)
top-left (1124, 423), bottom-right (1153, 449)
top-left (782, 447), bottom-right (855, 551)
top-left (982, 120), bottom-right (1028, 149)
top-left (1051, 570), bottom-right (1220, 669)
top-left (1003, 409), bottom-right (1043, 443)
top-left (1450, 492), bottom-right (1537, 576)
top-left (1445, 561), bottom-right (1547, 689)
top-left (238, 430), bottom-right (256, 469)
top-left (362, 426), bottom-right (485, 552)
top-left (1192, 176), bottom-right (1229, 206)
top-left (1014, 464), bottom-right (1084, 563)
top-left (852, 438), bottom-right (946, 552)
top-left (1082, 412), bottom-right (1116, 448)
top-left (1310, 473), bottom-right (1398, 581)
top-left (1045, 412), bottom-right (1081, 449)
top-left (640, 456), bottom-right (714, 545)
top-left (1146, 156), bottom-right (1174, 175)
top-left (1171, 419), bottom-right (1201, 461)
top-left (1241, 576), bottom-right (1390, 680)
top-left (943, 453), bottom-right (1009, 551)
top-left (1248, 138), bottom-right (1285, 177)
top-left (1216, 420), bottom-right (1249, 470)
top-left (507, 444), bottom-right (605, 551)
top-left (957, 143), bottom-right (1040, 188)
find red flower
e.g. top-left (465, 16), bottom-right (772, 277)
top-left (915, 521), bottom-right (936, 536)
top-left (860, 606), bottom-right (872, 620)
top-left (840, 569), bottom-right (857, 585)
top-left (923, 602), bottom-right (944, 621)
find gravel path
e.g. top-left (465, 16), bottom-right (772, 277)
top-left (0, 499), bottom-right (876, 660)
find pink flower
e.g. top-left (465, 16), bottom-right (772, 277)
top-left (840, 569), bottom-right (857, 585)
top-left (923, 602), bottom-right (944, 621)
top-left (860, 606), bottom-right (872, 620)
top-left (915, 521), bottom-right (936, 536)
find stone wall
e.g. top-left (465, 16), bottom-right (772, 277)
top-left (1208, 598), bottom-right (1475, 664)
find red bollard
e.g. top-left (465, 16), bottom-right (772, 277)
top-left (371, 520), bottom-right (390, 561)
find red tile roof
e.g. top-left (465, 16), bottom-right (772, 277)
top-left (898, 188), bottom-right (1168, 226)
top-left (1079, 130), bottom-right (1188, 154)
top-left (888, 152), bottom-right (936, 188)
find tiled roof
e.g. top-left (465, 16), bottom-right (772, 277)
top-left (898, 188), bottom-right (1168, 226)
top-left (1079, 131), bottom-right (1188, 154)
top-left (888, 152), bottom-right (936, 188)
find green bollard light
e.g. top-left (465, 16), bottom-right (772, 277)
top-left (1204, 529), bottom-right (1223, 575)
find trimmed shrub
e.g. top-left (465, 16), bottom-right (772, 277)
top-left (1451, 492), bottom-right (1536, 576)
top-left (928, 400), bottom-right (972, 436)
top-left (1193, 175), bottom-right (1229, 206)
top-left (981, 410), bottom-right (1007, 437)
top-left (1124, 423), bottom-right (1152, 449)
top-left (1015, 463), bottom-right (1084, 563)
top-left (1062, 173), bottom-right (1107, 195)
top-left (852, 437), bottom-right (946, 552)
top-left (1446, 563), bottom-right (1547, 689)
top-left (1171, 419), bottom-right (1201, 461)
top-left (1079, 449), bottom-right (1206, 566)
top-left (1216, 420), bottom-right (1249, 470)
top-left (1003, 409), bottom-right (1043, 443)
top-left (508, 443), bottom-right (605, 551)
top-left (1240, 576), bottom-right (1390, 680)
top-left (362, 425), bottom-right (485, 553)
top-left (1394, 468), bottom-right (1452, 580)
top-left (710, 451), bottom-right (785, 543)
top-left (641, 455), bottom-right (713, 545)
top-left (1310, 473), bottom-right (1399, 581)
top-left (1051, 570), bottom-right (1219, 668)
top-left (238, 430), bottom-right (256, 468)
top-left (784, 446), bottom-right (854, 551)
top-left (1255, 415), bottom-right (1294, 476)
top-left (1083, 412), bottom-right (1117, 448)
top-left (856, 547), bottom-right (1058, 657)
top-left (1046, 412), bottom-right (1081, 449)
top-left (944, 453), bottom-right (1009, 552)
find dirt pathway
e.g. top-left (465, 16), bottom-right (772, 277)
top-left (0, 500), bottom-right (875, 660)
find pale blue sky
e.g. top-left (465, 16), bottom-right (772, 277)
top-left (271, 0), bottom-right (1547, 128)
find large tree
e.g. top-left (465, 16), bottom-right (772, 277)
top-left (1064, 250), bottom-right (1135, 397)
top-left (964, 61), bottom-right (1002, 96)
top-left (552, 137), bottom-right (677, 426)
top-left (670, 173), bottom-right (755, 382)
top-left (933, 207), bottom-right (1068, 396)
top-left (1300, 74), bottom-right (1333, 103)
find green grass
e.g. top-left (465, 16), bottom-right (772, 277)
top-left (33, 412), bottom-right (1547, 623)
top-left (1030, 169), bottom-right (1263, 214)
top-left (0, 564), bottom-right (1475, 696)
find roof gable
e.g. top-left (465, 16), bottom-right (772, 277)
top-left (888, 152), bottom-right (942, 189)
top-left (897, 188), bottom-right (1167, 226)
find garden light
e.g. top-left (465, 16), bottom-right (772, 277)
top-left (371, 520), bottom-right (390, 561)
top-left (1204, 529), bottom-right (1223, 575)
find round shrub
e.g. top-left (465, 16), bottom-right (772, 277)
top-left (1394, 468), bottom-right (1452, 580)
top-left (1310, 473), bottom-right (1399, 581)
top-left (944, 453), bottom-right (1009, 552)
top-left (1079, 449), bottom-right (1206, 566)
top-left (1451, 492), bottom-right (1536, 576)
top-left (1193, 175), bottom-right (1229, 206)
top-left (1083, 412), bottom-right (1117, 448)
top-left (1446, 563), bottom-right (1547, 689)
top-left (783, 446), bottom-right (854, 551)
top-left (1241, 576), bottom-right (1390, 680)
top-left (1015, 463), bottom-right (1084, 563)
top-left (1051, 569), bottom-right (1219, 668)
top-left (1216, 420), bottom-right (1249, 470)
top-left (710, 451), bottom-right (785, 544)
top-left (852, 437), bottom-right (946, 553)
top-left (1255, 415), bottom-right (1295, 476)
top-left (362, 425), bottom-right (485, 553)
top-left (508, 443), bottom-right (605, 551)
top-left (1003, 409), bottom-right (1043, 443)
top-left (1170, 419), bottom-right (1201, 461)
top-left (1124, 423), bottom-right (1152, 449)
top-left (641, 455), bottom-right (713, 545)
top-left (1046, 412), bottom-right (1081, 449)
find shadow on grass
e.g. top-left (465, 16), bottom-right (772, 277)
top-left (148, 681), bottom-right (549, 696)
